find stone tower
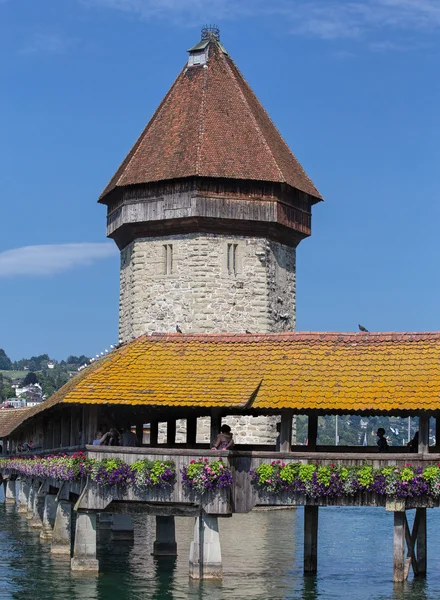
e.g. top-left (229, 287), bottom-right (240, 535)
top-left (99, 27), bottom-right (322, 344)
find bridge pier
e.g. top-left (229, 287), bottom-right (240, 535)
top-left (71, 512), bottom-right (99, 572)
top-left (304, 506), bottom-right (318, 574)
top-left (393, 508), bottom-right (427, 582)
top-left (189, 514), bottom-right (222, 580)
top-left (29, 483), bottom-right (45, 528)
top-left (40, 494), bottom-right (57, 540)
top-left (4, 479), bottom-right (16, 505)
top-left (153, 515), bottom-right (177, 557)
top-left (26, 483), bottom-right (36, 520)
top-left (17, 479), bottom-right (29, 513)
top-left (51, 501), bottom-right (72, 555)
top-left (110, 514), bottom-right (134, 541)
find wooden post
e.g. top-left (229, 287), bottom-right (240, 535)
top-left (167, 420), bottom-right (176, 446)
top-left (393, 511), bottom-right (406, 582)
top-left (307, 415), bottom-right (318, 451)
top-left (187, 416), bottom-right (197, 449)
top-left (436, 416), bottom-right (440, 449)
top-left (304, 506), bottom-right (318, 574)
top-left (280, 410), bottom-right (293, 452)
top-left (136, 422), bottom-right (144, 445)
top-left (418, 414), bottom-right (429, 455)
top-left (150, 420), bottom-right (158, 446)
top-left (416, 507), bottom-right (427, 576)
top-left (210, 410), bottom-right (222, 447)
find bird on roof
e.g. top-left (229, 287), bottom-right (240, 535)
top-left (245, 330), bottom-right (252, 334)
top-left (176, 324), bottom-right (183, 334)
top-left (358, 324), bottom-right (369, 332)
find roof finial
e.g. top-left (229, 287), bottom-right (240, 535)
top-left (201, 25), bottom-right (220, 41)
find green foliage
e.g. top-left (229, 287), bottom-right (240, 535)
top-left (0, 349), bottom-right (12, 371)
top-left (23, 372), bottom-right (38, 386)
top-left (357, 465), bottom-right (374, 487)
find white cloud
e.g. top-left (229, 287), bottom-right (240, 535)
top-left (0, 243), bottom-right (118, 277)
top-left (79, 0), bottom-right (440, 39)
top-left (20, 33), bottom-right (78, 56)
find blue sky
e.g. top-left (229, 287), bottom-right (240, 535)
top-left (1, 0), bottom-right (439, 360)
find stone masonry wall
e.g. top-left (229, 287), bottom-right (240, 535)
top-left (120, 233), bottom-right (297, 446)
top-left (119, 233), bottom-right (296, 342)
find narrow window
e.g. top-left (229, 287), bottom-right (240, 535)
top-left (227, 243), bottom-right (238, 275)
top-left (163, 244), bottom-right (173, 275)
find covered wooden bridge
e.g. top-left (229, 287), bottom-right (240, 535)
top-left (2, 331), bottom-right (440, 581)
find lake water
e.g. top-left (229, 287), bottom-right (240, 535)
top-left (1, 486), bottom-right (440, 600)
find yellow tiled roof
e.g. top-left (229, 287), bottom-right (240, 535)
top-left (4, 332), bottom-right (440, 437)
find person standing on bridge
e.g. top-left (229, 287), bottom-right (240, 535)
top-left (376, 428), bottom-right (389, 453)
top-left (212, 424), bottom-right (234, 450)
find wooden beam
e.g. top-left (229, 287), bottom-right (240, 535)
top-left (436, 416), bottom-right (440, 450)
top-left (136, 422), bottom-right (143, 446)
top-left (280, 410), bottom-right (293, 452)
top-left (304, 506), bottom-right (318, 574)
top-left (416, 507), bottom-right (427, 576)
top-left (150, 421), bottom-right (158, 446)
top-left (167, 420), bottom-right (176, 446)
top-left (418, 414), bottom-right (429, 455)
top-left (187, 417), bottom-right (197, 449)
top-left (210, 409), bottom-right (222, 448)
top-left (404, 513), bottom-right (418, 578)
top-left (307, 415), bottom-right (318, 451)
top-left (393, 511), bottom-right (406, 583)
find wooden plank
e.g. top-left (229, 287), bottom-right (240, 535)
top-left (167, 420), bottom-right (176, 446)
top-left (210, 410), bottom-right (222, 447)
top-left (393, 511), bottom-right (406, 582)
top-left (304, 506), bottom-right (318, 574)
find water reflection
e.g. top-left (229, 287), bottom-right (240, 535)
top-left (3, 489), bottom-right (440, 600)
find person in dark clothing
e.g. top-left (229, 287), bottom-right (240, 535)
top-left (407, 431), bottom-right (419, 453)
top-left (376, 428), bottom-right (389, 452)
top-left (99, 427), bottom-right (121, 446)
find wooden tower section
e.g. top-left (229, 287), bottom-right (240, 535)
top-left (99, 27), bottom-right (322, 342)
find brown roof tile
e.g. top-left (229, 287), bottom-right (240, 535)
top-left (100, 38), bottom-right (322, 201)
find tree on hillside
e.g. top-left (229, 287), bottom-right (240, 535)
top-left (0, 373), bottom-right (15, 400)
top-left (0, 349), bottom-right (12, 370)
top-left (66, 355), bottom-right (89, 366)
top-left (23, 371), bottom-right (38, 386)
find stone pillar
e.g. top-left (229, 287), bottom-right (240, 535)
top-left (4, 479), bottom-right (16, 505)
top-left (393, 511), bottom-right (406, 582)
top-left (26, 484), bottom-right (36, 520)
top-left (17, 480), bottom-right (29, 514)
top-left (153, 516), bottom-right (177, 557)
top-left (40, 494), bottom-right (57, 541)
top-left (189, 515), bottom-right (222, 580)
top-left (51, 501), bottom-right (72, 555)
top-left (111, 514), bottom-right (134, 541)
top-left (304, 506), bottom-right (318, 574)
top-left (71, 512), bottom-right (99, 572)
top-left (29, 484), bottom-right (45, 528)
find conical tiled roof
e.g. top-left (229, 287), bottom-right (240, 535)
top-left (100, 33), bottom-right (322, 202)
